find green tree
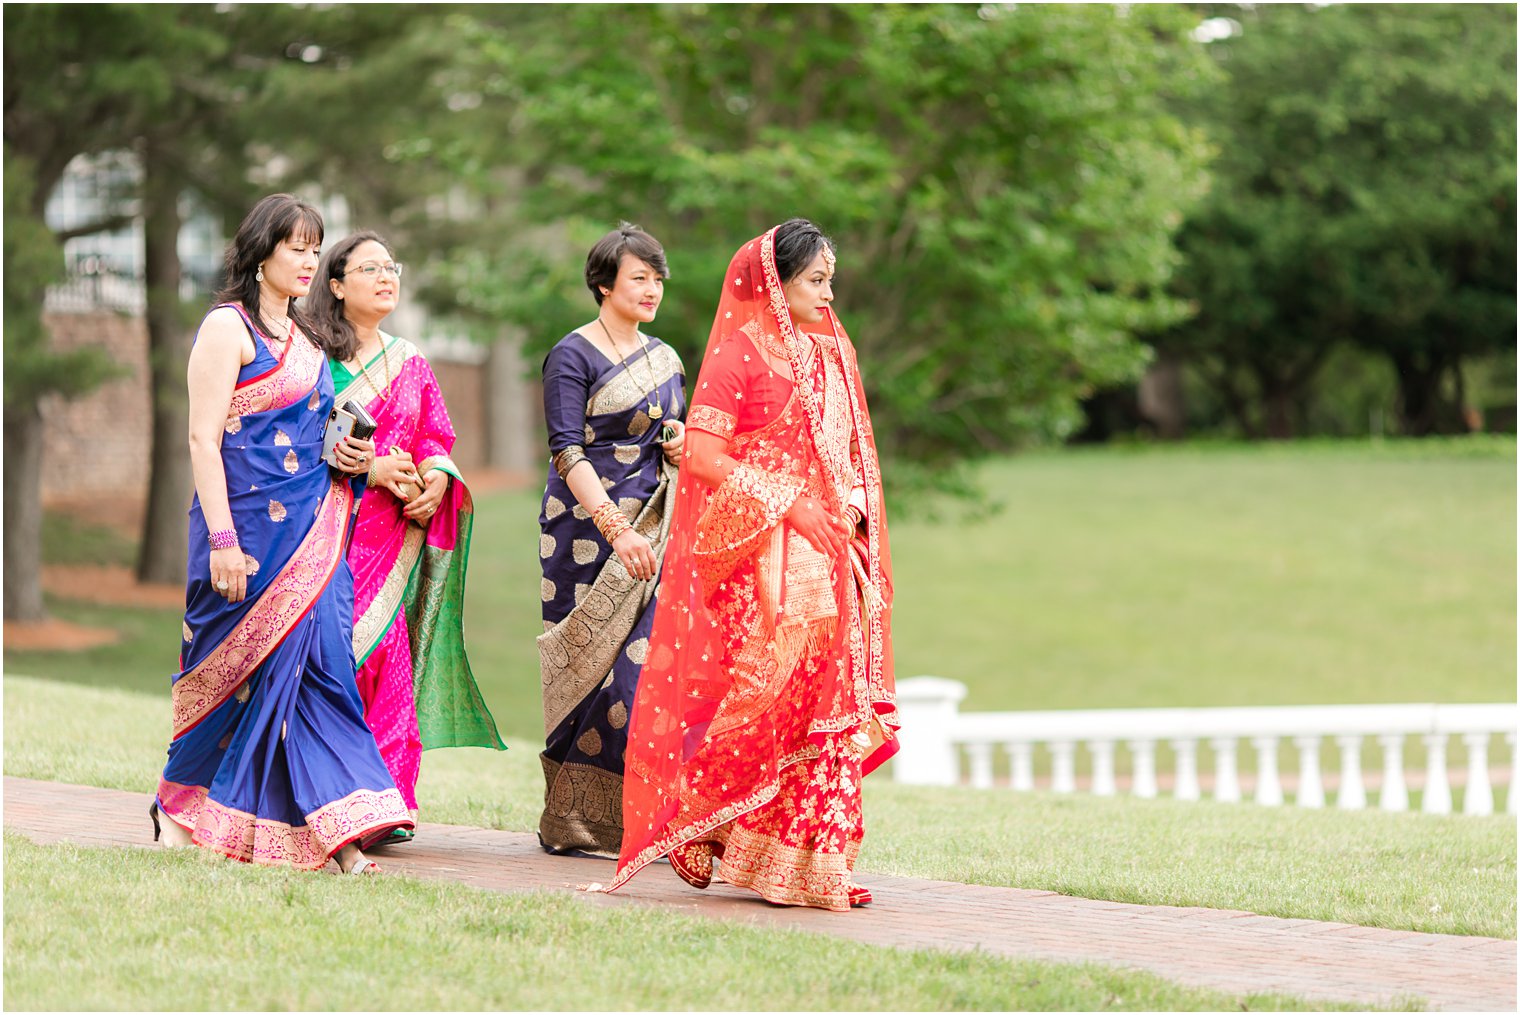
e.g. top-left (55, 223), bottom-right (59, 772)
top-left (406, 4), bottom-right (1214, 484)
top-left (1164, 4), bottom-right (1516, 438)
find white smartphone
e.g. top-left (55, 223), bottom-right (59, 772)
top-left (321, 407), bottom-right (357, 467)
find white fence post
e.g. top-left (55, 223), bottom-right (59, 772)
top-left (1211, 737), bottom-right (1241, 803)
top-left (1128, 739), bottom-right (1159, 799)
top-left (1509, 733), bottom-right (1517, 816)
top-left (892, 677), bottom-right (967, 786)
top-left (1050, 741), bottom-right (1077, 793)
top-left (1253, 737), bottom-right (1283, 806)
top-left (1171, 738), bottom-right (1201, 801)
top-left (1293, 736), bottom-right (1324, 808)
top-left (1377, 734), bottom-right (1406, 812)
top-left (1337, 735), bottom-right (1368, 810)
top-left (967, 742), bottom-right (995, 790)
top-left (1089, 741), bottom-right (1117, 796)
top-left (1006, 742), bottom-right (1034, 791)
top-left (1422, 734), bottom-right (1452, 815)
top-left (1462, 733), bottom-right (1493, 817)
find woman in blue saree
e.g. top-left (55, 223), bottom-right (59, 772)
top-left (537, 223), bottom-right (687, 856)
top-left (152, 194), bottom-right (412, 873)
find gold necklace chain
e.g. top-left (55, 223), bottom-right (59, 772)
top-left (597, 318), bottom-right (663, 419)
top-left (352, 336), bottom-right (391, 400)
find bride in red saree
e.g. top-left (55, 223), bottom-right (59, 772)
top-left (605, 220), bottom-right (898, 912)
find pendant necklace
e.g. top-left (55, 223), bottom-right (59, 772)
top-left (598, 318), bottom-right (663, 419)
top-left (352, 335), bottom-right (392, 401)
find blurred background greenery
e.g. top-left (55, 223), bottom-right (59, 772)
top-left (4, 3), bottom-right (1515, 628)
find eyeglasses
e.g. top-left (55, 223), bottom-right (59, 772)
top-left (344, 261), bottom-right (404, 280)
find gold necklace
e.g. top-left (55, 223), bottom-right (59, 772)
top-left (351, 335), bottom-right (391, 400)
top-left (597, 318), bottom-right (663, 419)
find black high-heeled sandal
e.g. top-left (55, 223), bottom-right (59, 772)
top-left (149, 800), bottom-right (161, 842)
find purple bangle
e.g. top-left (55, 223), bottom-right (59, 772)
top-left (208, 528), bottom-right (239, 550)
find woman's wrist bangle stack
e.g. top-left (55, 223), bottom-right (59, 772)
top-left (591, 501), bottom-right (631, 543)
top-left (208, 528), bottom-right (239, 550)
top-left (366, 459), bottom-right (381, 488)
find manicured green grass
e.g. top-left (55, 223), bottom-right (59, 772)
top-left (4, 834), bottom-right (1389, 1012)
top-left (9, 675), bottom-right (1511, 940)
top-left (12, 441), bottom-right (1512, 741)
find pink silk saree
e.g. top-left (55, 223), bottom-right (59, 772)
top-left (334, 334), bottom-right (504, 809)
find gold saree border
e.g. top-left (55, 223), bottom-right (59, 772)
top-left (333, 334), bottom-right (416, 408)
top-left (352, 521), bottom-right (425, 665)
top-left (537, 470), bottom-right (672, 736)
top-left (172, 478), bottom-right (353, 738)
top-left (227, 329), bottom-right (327, 421)
top-left (586, 342), bottom-right (684, 418)
top-left (157, 778), bottom-right (411, 869)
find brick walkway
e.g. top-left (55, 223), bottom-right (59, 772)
top-left (5, 777), bottom-right (1514, 1011)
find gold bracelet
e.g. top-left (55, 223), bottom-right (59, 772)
top-left (366, 459), bottom-right (381, 488)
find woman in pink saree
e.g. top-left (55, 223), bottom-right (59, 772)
top-left (308, 231), bottom-right (504, 837)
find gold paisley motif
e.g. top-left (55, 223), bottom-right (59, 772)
top-left (625, 637), bottom-right (649, 665)
top-left (225, 416), bottom-right (243, 435)
top-left (572, 539), bottom-right (600, 565)
top-left (576, 729), bottom-right (604, 757)
top-left (268, 500), bottom-right (286, 523)
top-left (243, 553), bottom-right (260, 577)
top-left (273, 430), bottom-right (292, 447)
top-left (608, 701), bottom-right (628, 730)
top-left (627, 410), bottom-right (650, 437)
top-left (308, 389), bottom-right (321, 411)
top-left (283, 450), bottom-right (299, 474)
top-left (584, 424), bottom-right (596, 444)
top-left (600, 476), bottom-right (615, 490)
top-left (572, 504), bottom-right (590, 520)
top-left (539, 534), bottom-right (557, 558)
top-left (234, 683), bottom-right (252, 704)
top-left (182, 620), bottom-right (193, 642)
top-left (613, 444), bottom-right (641, 465)
top-left (574, 582), bottom-right (590, 605)
top-left (545, 495), bottom-right (567, 519)
top-left (618, 496), bottom-right (643, 518)
top-left (541, 577), bottom-right (557, 603)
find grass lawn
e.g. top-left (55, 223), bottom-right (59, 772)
top-left (8, 674), bottom-right (1513, 940)
top-left (3, 835), bottom-right (1390, 1013)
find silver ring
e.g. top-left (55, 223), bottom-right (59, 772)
top-left (216, 580), bottom-right (230, 591)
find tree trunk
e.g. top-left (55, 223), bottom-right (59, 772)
top-left (4, 398), bottom-right (47, 621)
top-left (484, 327), bottom-right (540, 473)
top-left (136, 139), bottom-right (193, 584)
top-left (1391, 349), bottom-right (1465, 436)
top-left (1137, 355), bottom-right (1186, 439)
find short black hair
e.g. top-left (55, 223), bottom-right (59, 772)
top-left (773, 218), bottom-right (834, 283)
top-left (584, 222), bottom-right (668, 304)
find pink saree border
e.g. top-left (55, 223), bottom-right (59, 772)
top-left (157, 778), bottom-right (411, 869)
top-left (172, 477), bottom-right (353, 738)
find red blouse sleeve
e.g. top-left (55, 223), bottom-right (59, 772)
top-left (686, 335), bottom-right (747, 441)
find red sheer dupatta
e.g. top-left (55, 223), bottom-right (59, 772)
top-left (610, 227), bottom-right (898, 891)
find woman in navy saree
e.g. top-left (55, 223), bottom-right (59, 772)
top-left (537, 224), bottom-right (686, 856)
top-left (153, 195), bottom-right (412, 872)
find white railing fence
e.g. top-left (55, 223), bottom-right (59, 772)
top-left (893, 677), bottom-right (1517, 817)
